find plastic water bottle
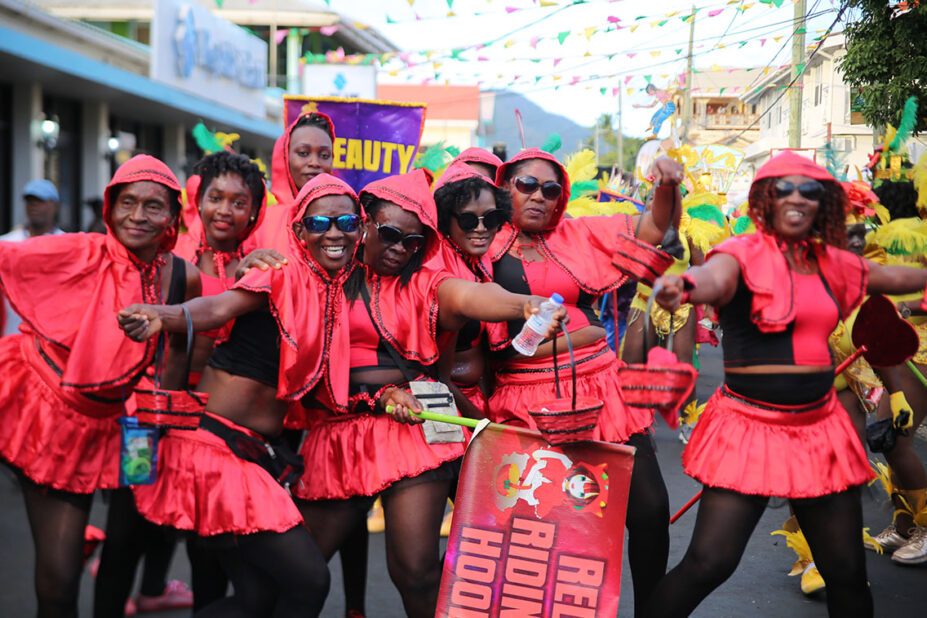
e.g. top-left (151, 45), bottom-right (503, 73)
top-left (512, 293), bottom-right (564, 356)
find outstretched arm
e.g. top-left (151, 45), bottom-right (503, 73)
top-left (118, 289), bottom-right (266, 342)
top-left (866, 261), bottom-right (927, 297)
top-left (436, 279), bottom-right (565, 334)
top-left (653, 253), bottom-right (741, 313)
top-left (633, 157), bottom-right (684, 246)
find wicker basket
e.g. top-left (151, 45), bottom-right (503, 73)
top-left (527, 329), bottom-right (604, 445)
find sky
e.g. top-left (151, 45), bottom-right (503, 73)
top-left (329, 0), bottom-right (855, 138)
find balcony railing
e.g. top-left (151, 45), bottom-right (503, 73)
top-left (697, 113), bottom-right (760, 129)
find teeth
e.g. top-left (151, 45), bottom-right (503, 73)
top-left (786, 210), bottom-right (804, 218)
top-left (322, 246), bottom-right (345, 256)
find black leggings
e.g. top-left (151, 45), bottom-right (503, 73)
top-left (644, 485), bottom-right (872, 617)
top-left (624, 432), bottom-right (671, 618)
top-left (194, 526), bottom-right (330, 617)
top-left (14, 468), bottom-right (92, 618)
top-left (94, 488), bottom-right (180, 617)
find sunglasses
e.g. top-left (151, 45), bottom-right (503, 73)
top-left (774, 179), bottom-right (824, 201)
top-left (451, 209), bottom-right (508, 232)
top-left (513, 176), bottom-right (562, 200)
top-left (302, 214), bottom-right (361, 234)
top-left (374, 222), bottom-right (426, 253)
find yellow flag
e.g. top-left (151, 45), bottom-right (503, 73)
top-left (584, 27), bottom-right (597, 40)
top-left (540, 0), bottom-right (558, 6)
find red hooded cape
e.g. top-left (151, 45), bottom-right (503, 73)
top-left (489, 148), bottom-right (672, 294)
top-left (428, 161), bottom-right (496, 282)
top-left (359, 169), bottom-right (452, 364)
top-left (248, 111), bottom-right (336, 253)
top-left (0, 155), bottom-right (182, 392)
top-left (234, 173), bottom-right (357, 409)
top-left (453, 147), bottom-right (503, 176)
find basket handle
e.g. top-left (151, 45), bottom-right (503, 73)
top-left (551, 328), bottom-right (578, 410)
top-left (151, 305), bottom-right (196, 390)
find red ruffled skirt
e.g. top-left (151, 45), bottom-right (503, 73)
top-left (457, 383), bottom-right (488, 417)
top-left (294, 411), bottom-right (468, 501)
top-left (133, 413), bottom-right (303, 536)
top-left (683, 386), bottom-right (874, 498)
top-left (0, 335), bottom-right (122, 493)
top-left (488, 340), bottom-right (652, 443)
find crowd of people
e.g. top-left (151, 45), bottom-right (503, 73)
top-left (1, 107), bottom-right (926, 618)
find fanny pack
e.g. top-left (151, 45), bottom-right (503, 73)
top-left (199, 414), bottom-right (304, 490)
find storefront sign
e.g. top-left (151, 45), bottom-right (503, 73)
top-left (151, 0), bottom-right (267, 116)
top-left (302, 64), bottom-right (377, 100)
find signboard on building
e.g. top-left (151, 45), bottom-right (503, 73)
top-left (150, 0), bottom-right (267, 117)
top-left (302, 64), bottom-right (377, 100)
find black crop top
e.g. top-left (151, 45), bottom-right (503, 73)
top-left (207, 311), bottom-right (280, 387)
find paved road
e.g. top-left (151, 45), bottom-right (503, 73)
top-left (1, 345), bottom-right (925, 617)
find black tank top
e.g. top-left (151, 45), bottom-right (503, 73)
top-left (207, 311), bottom-right (280, 387)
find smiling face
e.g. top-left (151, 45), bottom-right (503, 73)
top-left (505, 159), bottom-right (561, 234)
top-left (200, 172), bottom-right (254, 252)
top-left (293, 194), bottom-right (361, 278)
top-left (288, 125), bottom-right (334, 191)
top-left (450, 187), bottom-right (500, 257)
top-left (363, 202), bottom-right (425, 277)
top-left (771, 174), bottom-right (821, 241)
top-left (109, 181), bottom-right (176, 263)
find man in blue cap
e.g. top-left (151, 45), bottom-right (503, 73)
top-left (1, 179), bottom-right (64, 242)
top-left (1, 179), bottom-right (65, 334)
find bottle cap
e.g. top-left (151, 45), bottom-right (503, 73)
top-left (551, 293), bottom-right (564, 305)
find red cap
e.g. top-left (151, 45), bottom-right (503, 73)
top-left (754, 151), bottom-right (835, 183)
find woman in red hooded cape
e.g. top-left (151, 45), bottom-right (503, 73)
top-left (117, 173), bottom-right (373, 616)
top-left (486, 147), bottom-right (683, 615)
top-left (452, 146), bottom-right (503, 180)
top-left (293, 168), bottom-right (564, 618)
top-left (429, 161), bottom-right (512, 417)
top-left (646, 152), bottom-right (927, 617)
top-left (0, 155), bottom-right (199, 617)
top-left (246, 110), bottom-right (336, 252)
top-left (95, 152), bottom-right (271, 616)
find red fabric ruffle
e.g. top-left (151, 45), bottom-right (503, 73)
top-left (293, 411), bottom-right (467, 501)
top-left (683, 386), bottom-right (874, 498)
top-left (0, 335), bottom-right (121, 493)
top-left (709, 232), bottom-right (868, 332)
top-left (488, 340), bottom-right (653, 443)
top-left (133, 414), bottom-right (303, 536)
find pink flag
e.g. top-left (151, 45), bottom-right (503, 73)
top-left (708, 9), bottom-right (723, 17)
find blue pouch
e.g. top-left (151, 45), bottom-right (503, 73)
top-left (118, 416), bottom-right (159, 486)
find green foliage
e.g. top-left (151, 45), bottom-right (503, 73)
top-left (583, 114), bottom-right (645, 170)
top-left (840, 1), bottom-right (927, 134)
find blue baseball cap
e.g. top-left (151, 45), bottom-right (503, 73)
top-left (22, 179), bottom-right (59, 202)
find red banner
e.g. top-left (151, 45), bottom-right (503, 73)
top-left (437, 424), bottom-right (635, 617)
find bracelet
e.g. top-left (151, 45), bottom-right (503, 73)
top-left (680, 273), bottom-right (697, 305)
top-left (899, 302), bottom-right (912, 319)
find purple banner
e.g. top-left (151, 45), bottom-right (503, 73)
top-left (284, 95), bottom-right (426, 192)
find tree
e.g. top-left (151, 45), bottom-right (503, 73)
top-left (584, 114), bottom-right (644, 172)
top-left (840, 1), bottom-right (927, 134)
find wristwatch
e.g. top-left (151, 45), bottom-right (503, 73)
top-left (900, 303), bottom-right (912, 319)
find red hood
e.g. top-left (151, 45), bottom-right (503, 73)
top-left (103, 154), bottom-right (182, 253)
top-left (271, 111), bottom-right (336, 204)
top-left (360, 168), bottom-right (442, 264)
top-left (495, 148), bottom-right (570, 232)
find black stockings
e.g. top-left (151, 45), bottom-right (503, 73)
top-left (644, 486), bottom-right (872, 617)
top-left (18, 471), bottom-right (93, 618)
top-left (624, 432), bottom-right (671, 618)
top-left (381, 478), bottom-right (451, 618)
top-left (94, 488), bottom-right (179, 617)
top-left (186, 538), bottom-right (230, 612)
top-left (195, 526), bottom-right (330, 618)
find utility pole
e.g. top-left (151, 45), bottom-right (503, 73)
top-left (617, 87), bottom-right (624, 171)
top-left (788, 0), bottom-right (807, 149)
top-left (682, 5), bottom-right (696, 140)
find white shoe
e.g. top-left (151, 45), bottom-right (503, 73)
top-left (871, 523), bottom-right (909, 552)
top-left (891, 527), bottom-right (927, 564)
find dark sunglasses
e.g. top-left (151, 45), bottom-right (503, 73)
top-left (374, 222), bottom-right (426, 253)
top-left (774, 179), bottom-right (824, 201)
top-left (451, 209), bottom-right (508, 232)
top-left (302, 214), bottom-right (361, 234)
top-left (513, 176), bottom-right (562, 200)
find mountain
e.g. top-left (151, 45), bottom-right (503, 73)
top-left (481, 90), bottom-right (592, 160)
